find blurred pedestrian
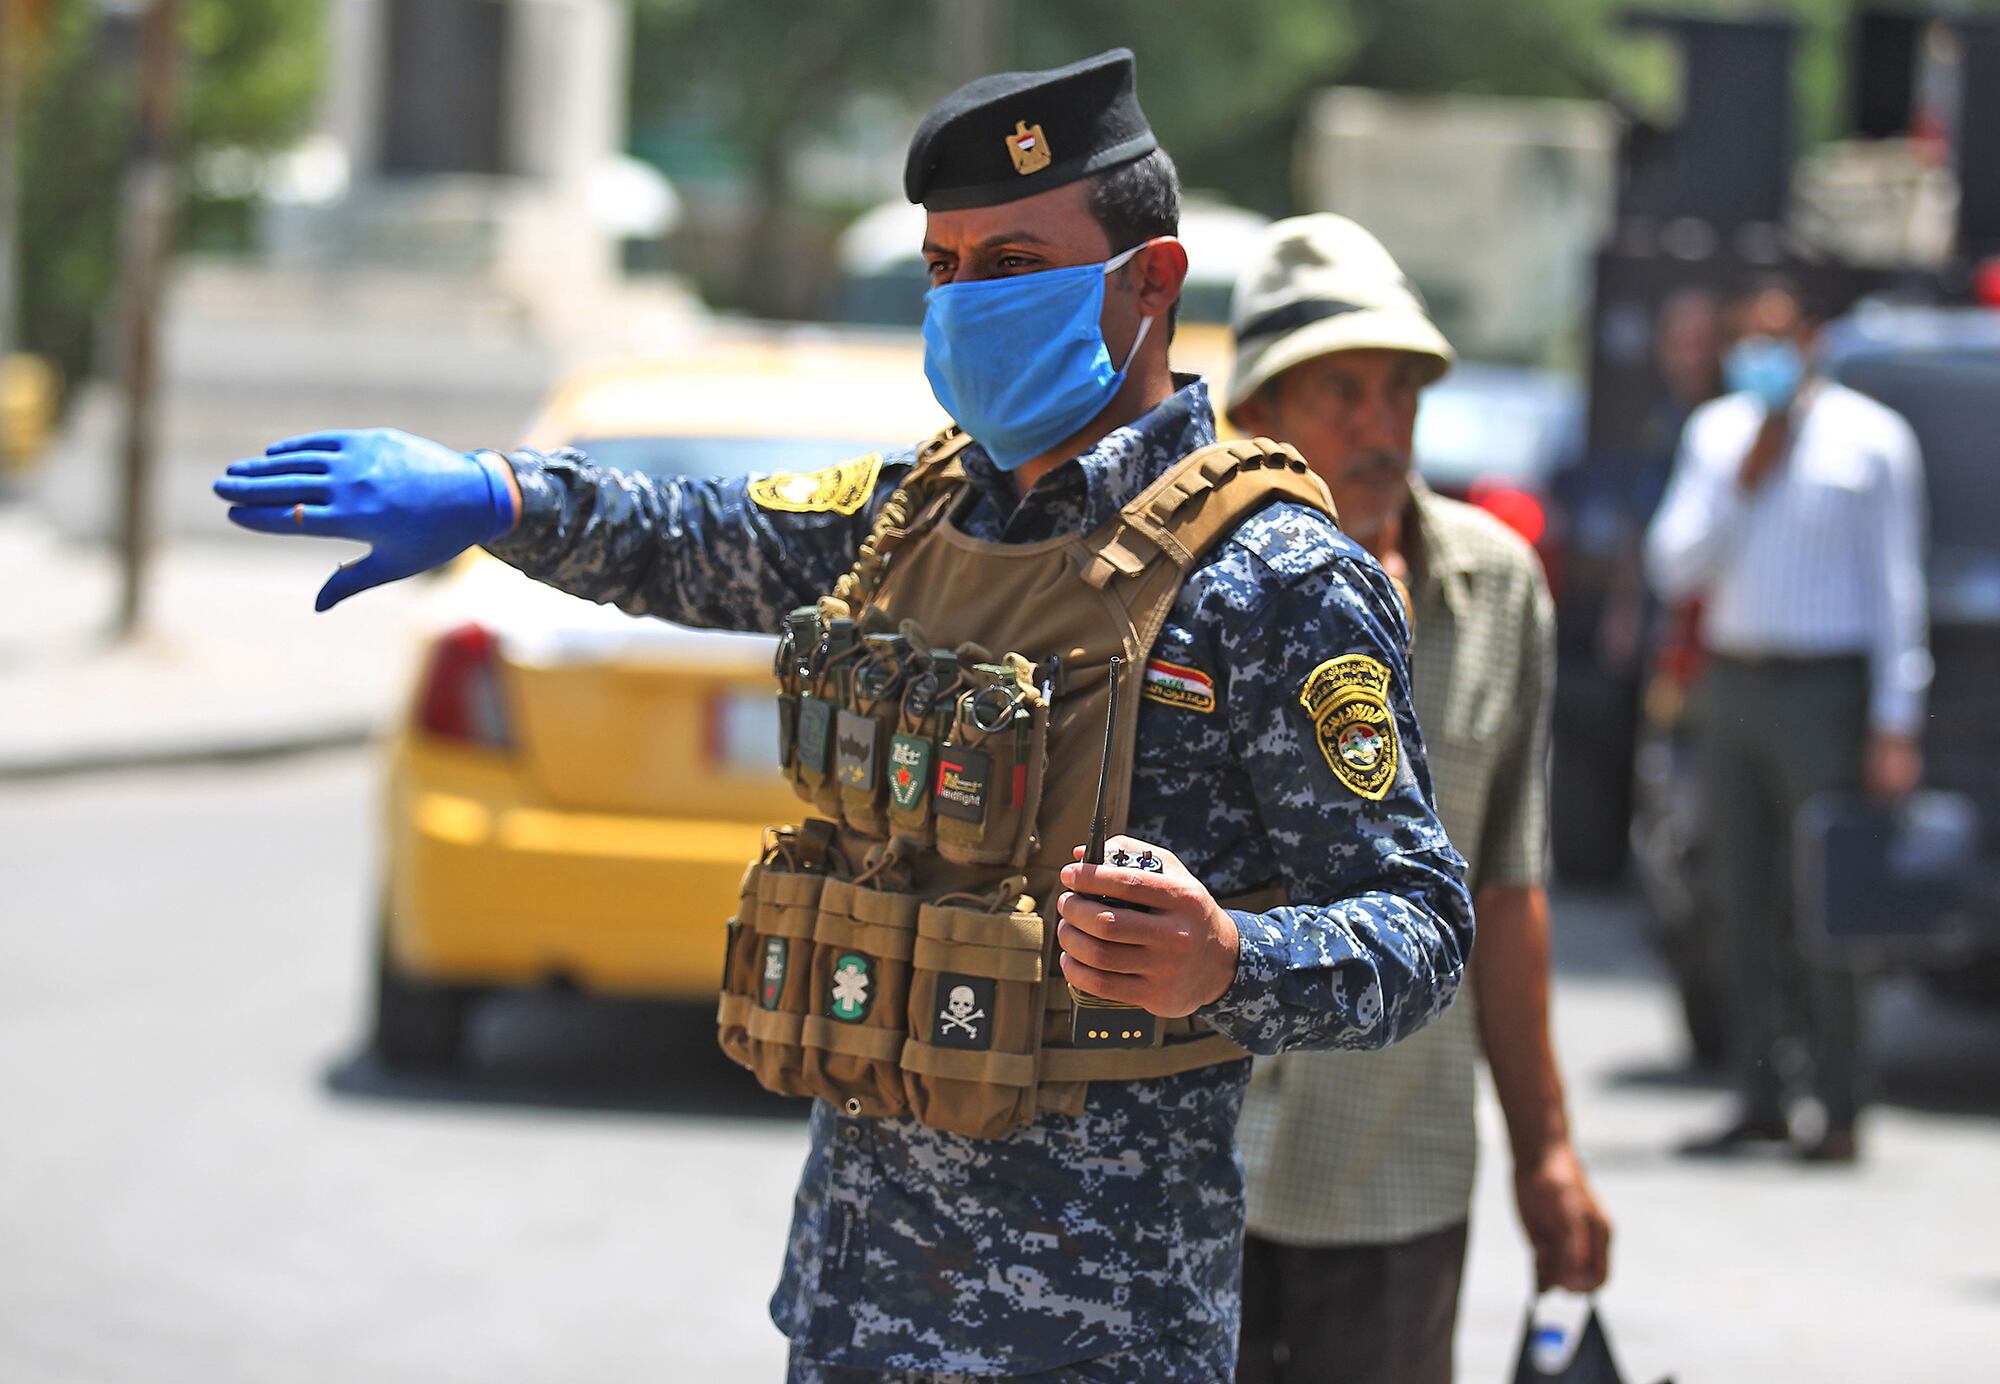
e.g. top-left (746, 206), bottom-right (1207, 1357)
top-left (1642, 286), bottom-right (1726, 459)
top-left (212, 53), bottom-right (1475, 1382)
top-left (1227, 215), bottom-right (1610, 1384)
top-left (1646, 278), bottom-right (1929, 1163)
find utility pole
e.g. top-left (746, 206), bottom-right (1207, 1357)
top-left (0, 1), bottom-right (33, 476)
top-left (0, 0), bottom-right (27, 370)
top-left (939, 0), bottom-right (1007, 89)
top-left (113, 0), bottom-right (178, 640)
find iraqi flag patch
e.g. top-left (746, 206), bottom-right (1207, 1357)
top-left (1142, 658), bottom-right (1216, 714)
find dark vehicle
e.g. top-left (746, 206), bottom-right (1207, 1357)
top-left (1630, 304), bottom-right (2000, 1063)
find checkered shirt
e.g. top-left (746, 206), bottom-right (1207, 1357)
top-left (1238, 479), bottom-right (1554, 1245)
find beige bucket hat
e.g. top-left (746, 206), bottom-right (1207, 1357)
top-left (1224, 213), bottom-right (1454, 422)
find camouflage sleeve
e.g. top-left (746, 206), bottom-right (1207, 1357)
top-left (1196, 539), bottom-right (1473, 1055)
top-left (482, 446), bottom-right (912, 634)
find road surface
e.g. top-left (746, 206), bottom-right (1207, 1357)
top-left (3, 752), bottom-right (1995, 1380)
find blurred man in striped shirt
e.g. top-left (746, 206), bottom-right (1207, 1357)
top-left (1647, 279), bottom-right (1929, 1163)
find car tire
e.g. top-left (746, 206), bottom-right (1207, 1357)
top-left (371, 913), bottom-right (472, 1071)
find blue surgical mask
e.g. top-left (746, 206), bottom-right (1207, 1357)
top-left (922, 244), bottom-right (1154, 471)
top-left (1724, 336), bottom-right (1806, 409)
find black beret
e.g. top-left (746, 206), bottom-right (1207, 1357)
top-left (904, 49), bottom-right (1157, 211)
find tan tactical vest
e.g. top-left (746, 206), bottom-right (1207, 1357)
top-left (716, 428), bottom-right (1337, 1138)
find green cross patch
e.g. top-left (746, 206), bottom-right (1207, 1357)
top-left (828, 952), bottom-right (873, 1022)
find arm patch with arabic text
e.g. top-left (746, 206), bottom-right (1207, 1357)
top-left (1298, 653), bottom-right (1399, 800)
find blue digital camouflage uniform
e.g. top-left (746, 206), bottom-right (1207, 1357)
top-left (486, 377), bottom-right (1472, 1382)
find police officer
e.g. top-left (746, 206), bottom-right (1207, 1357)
top-left (214, 52), bottom-right (1473, 1383)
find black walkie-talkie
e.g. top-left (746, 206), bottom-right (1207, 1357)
top-left (1069, 655), bottom-right (1162, 1049)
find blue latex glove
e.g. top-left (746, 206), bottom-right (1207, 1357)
top-left (213, 428), bottom-right (517, 610)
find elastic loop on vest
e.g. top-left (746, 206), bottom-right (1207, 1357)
top-left (918, 903), bottom-right (1043, 950)
top-left (912, 937), bottom-right (1043, 982)
top-left (745, 1008), bottom-right (806, 1045)
top-left (901, 1041), bottom-right (1038, 1088)
top-left (1144, 471), bottom-right (1216, 527)
top-left (802, 1017), bottom-right (906, 1061)
top-left (1201, 447), bottom-right (1246, 482)
top-left (1080, 531), bottom-right (1154, 589)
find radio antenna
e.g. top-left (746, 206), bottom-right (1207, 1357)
top-left (1085, 656), bottom-right (1120, 867)
top-left (1068, 654), bottom-right (1158, 1049)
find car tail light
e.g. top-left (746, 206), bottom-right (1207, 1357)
top-left (1466, 478), bottom-right (1562, 596)
top-left (416, 623), bottom-right (512, 748)
top-left (1467, 480), bottom-right (1548, 548)
top-left (1976, 256), bottom-right (2000, 310)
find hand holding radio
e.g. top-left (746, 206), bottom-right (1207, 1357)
top-left (1056, 836), bottom-right (1240, 1020)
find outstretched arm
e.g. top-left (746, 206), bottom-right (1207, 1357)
top-left (215, 427), bottom-right (904, 629)
top-left (486, 445), bottom-right (900, 633)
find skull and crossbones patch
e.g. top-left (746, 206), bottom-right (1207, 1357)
top-left (931, 973), bottom-right (994, 1050)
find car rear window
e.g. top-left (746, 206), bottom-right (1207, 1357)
top-left (1412, 367), bottom-right (1581, 491)
top-left (565, 436), bottom-right (887, 479)
top-left (1836, 354), bottom-right (2000, 551)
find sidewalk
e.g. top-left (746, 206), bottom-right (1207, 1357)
top-left (0, 507), bottom-right (425, 778)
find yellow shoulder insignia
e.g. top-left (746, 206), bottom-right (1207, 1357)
top-left (748, 453), bottom-right (882, 515)
top-left (1299, 654), bottom-right (1399, 800)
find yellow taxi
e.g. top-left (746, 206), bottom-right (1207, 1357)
top-left (373, 327), bottom-right (946, 1066)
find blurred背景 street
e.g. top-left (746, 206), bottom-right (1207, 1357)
top-left (4, 751), bottom-right (1999, 1381)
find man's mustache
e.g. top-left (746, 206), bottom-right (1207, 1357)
top-left (1338, 450), bottom-right (1410, 485)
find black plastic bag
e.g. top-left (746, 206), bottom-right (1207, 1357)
top-left (1510, 1305), bottom-right (1668, 1384)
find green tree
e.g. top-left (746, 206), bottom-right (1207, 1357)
top-left (16, 0), bottom-right (323, 402)
top-left (628, 0), bottom-right (2000, 316)
top-left (628, 0), bottom-right (1363, 312)
top-left (631, 0), bottom-right (935, 315)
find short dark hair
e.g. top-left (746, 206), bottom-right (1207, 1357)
top-left (1729, 272), bottom-right (1820, 327)
top-left (1087, 148), bottom-right (1181, 336)
top-left (1086, 147), bottom-right (1180, 248)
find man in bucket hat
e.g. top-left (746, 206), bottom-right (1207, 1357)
top-left (1228, 215), bottom-right (1610, 1384)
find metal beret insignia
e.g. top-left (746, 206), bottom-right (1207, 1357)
top-left (748, 452), bottom-right (881, 515)
top-left (1006, 120), bottom-right (1052, 175)
top-left (1298, 654), bottom-right (1398, 800)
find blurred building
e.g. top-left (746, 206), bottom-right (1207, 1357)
top-left (40, 0), bottom-right (696, 546)
top-left (1296, 88), bottom-right (1616, 368)
top-left (267, 0), bottom-right (651, 332)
